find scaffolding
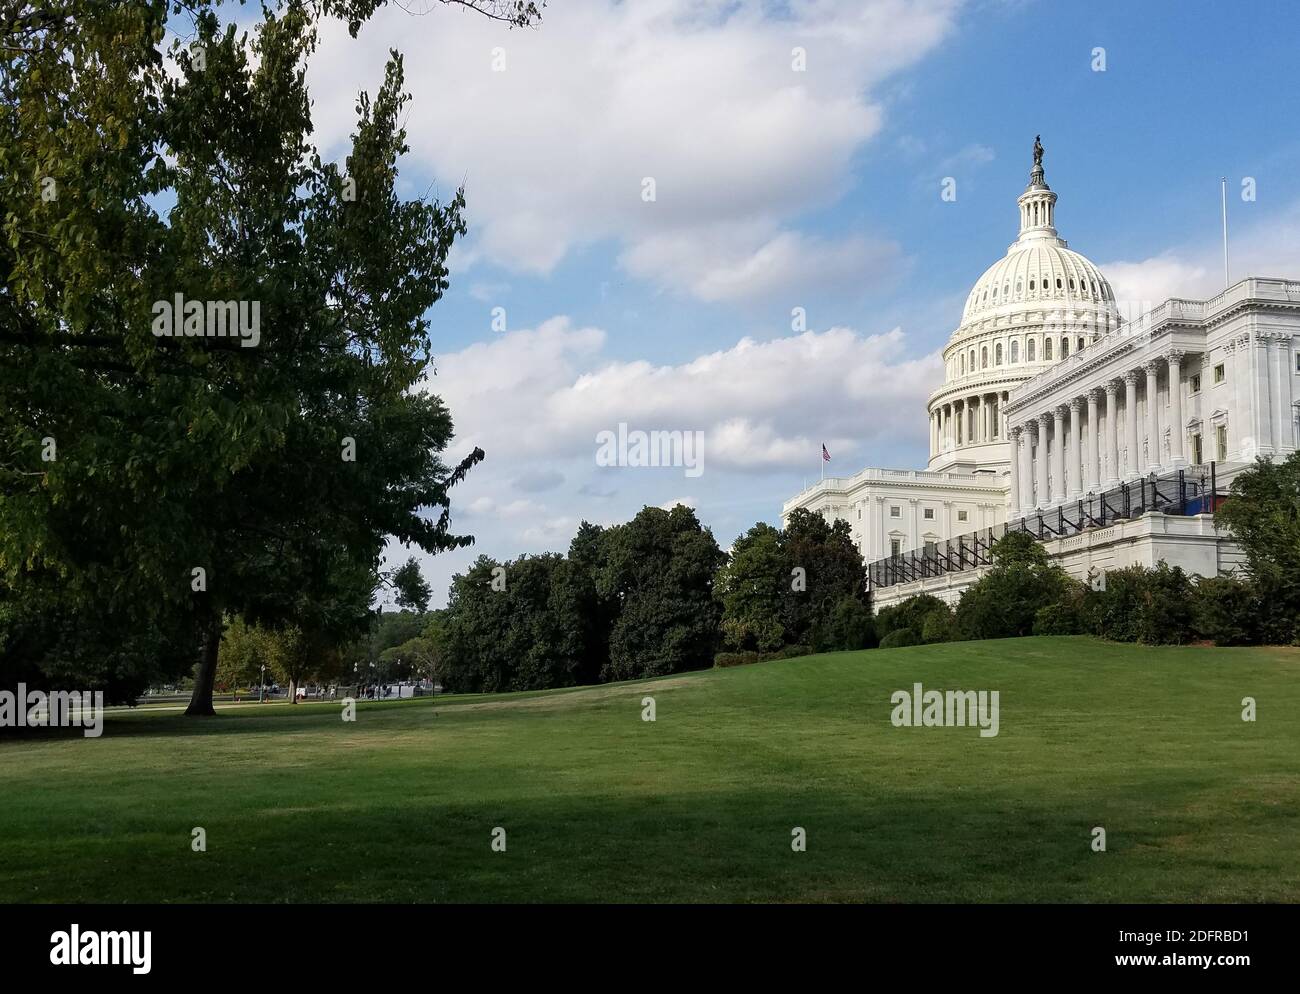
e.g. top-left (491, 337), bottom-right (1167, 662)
top-left (866, 464), bottom-right (1224, 592)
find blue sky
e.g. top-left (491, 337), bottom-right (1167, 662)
top-left (292, 0), bottom-right (1300, 606)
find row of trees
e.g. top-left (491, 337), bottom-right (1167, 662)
top-left (340, 453), bottom-right (1298, 696)
top-left (434, 506), bottom-right (873, 694)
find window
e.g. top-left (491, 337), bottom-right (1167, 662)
top-left (1077, 337), bottom-right (1085, 351)
top-left (1214, 363), bottom-right (1226, 384)
top-left (970, 349), bottom-right (976, 368)
top-left (1029, 279), bottom-right (1035, 291)
top-left (981, 347), bottom-right (988, 369)
top-left (1061, 339), bottom-right (1070, 358)
top-left (1011, 340), bottom-right (1020, 362)
top-left (1191, 373), bottom-right (1201, 393)
top-left (889, 506), bottom-right (901, 518)
top-left (996, 343), bottom-right (1004, 364)
top-left (1191, 433), bottom-right (1203, 465)
top-left (1069, 278), bottom-right (1075, 290)
top-left (1056, 278), bottom-right (1063, 289)
top-left (923, 508), bottom-right (934, 520)
top-left (890, 538), bottom-right (902, 557)
top-left (1216, 425), bottom-right (1228, 461)
top-left (1045, 338), bottom-right (1054, 360)
top-left (961, 354), bottom-right (965, 374)
top-left (857, 507), bottom-right (862, 520)
top-left (957, 510), bottom-right (968, 522)
top-left (1028, 339), bottom-right (1036, 361)
top-left (1295, 352), bottom-right (1300, 373)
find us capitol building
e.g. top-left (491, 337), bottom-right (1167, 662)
top-left (784, 141), bottom-right (1300, 607)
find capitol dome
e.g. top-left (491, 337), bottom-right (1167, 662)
top-left (926, 139), bottom-right (1120, 474)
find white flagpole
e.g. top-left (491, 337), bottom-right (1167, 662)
top-left (1221, 176), bottom-right (1230, 288)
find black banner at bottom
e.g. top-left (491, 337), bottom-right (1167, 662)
top-left (0, 903), bottom-right (1286, 981)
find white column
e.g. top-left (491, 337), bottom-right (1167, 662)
top-left (1019, 420), bottom-right (1033, 511)
top-left (1008, 426), bottom-right (1022, 519)
top-left (1051, 406), bottom-right (1067, 503)
top-left (1105, 380), bottom-right (1121, 487)
top-left (1087, 388), bottom-right (1102, 490)
top-left (1036, 414), bottom-right (1051, 509)
top-left (1069, 397), bottom-right (1084, 498)
top-left (1282, 336), bottom-right (1296, 451)
top-left (1272, 334), bottom-right (1290, 453)
top-left (1167, 351), bottom-right (1186, 467)
top-left (1124, 370), bottom-right (1140, 480)
top-left (1145, 360), bottom-right (1161, 473)
top-left (1253, 334), bottom-right (1271, 455)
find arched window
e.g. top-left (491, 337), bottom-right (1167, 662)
top-left (1056, 277), bottom-right (1063, 289)
top-left (1061, 338), bottom-right (1070, 358)
top-left (1015, 281), bottom-right (1022, 295)
top-left (1029, 279), bottom-right (1035, 291)
top-left (992, 286), bottom-right (998, 298)
top-left (1045, 338), bottom-right (1054, 360)
top-left (1028, 339), bottom-right (1036, 361)
top-left (981, 346), bottom-right (988, 368)
top-left (1011, 339), bottom-right (1020, 362)
top-left (1078, 336), bottom-right (1085, 351)
top-left (960, 354), bottom-right (965, 374)
top-left (970, 349), bottom-right (975, 368)
top-left (1069, 278), bottom-right (1075, 290)
top-left (995, 343), bottom-right (1004, 364)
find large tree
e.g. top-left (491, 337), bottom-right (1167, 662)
top-left (1, 2), bottom-right (512, 712)
top-left (597, 505), bottom-right (725, 681)
top-left (1214, 452), bottom-right (1300, 643)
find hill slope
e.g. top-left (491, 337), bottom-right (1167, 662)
top-left (2, 636), bottom-right (1297, 902)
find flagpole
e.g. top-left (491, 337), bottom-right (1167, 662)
top-left (1221, 176), bottom-right (1229, 288)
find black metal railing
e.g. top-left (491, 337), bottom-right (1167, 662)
top-left (866, 463), bottom-right (1223, 591)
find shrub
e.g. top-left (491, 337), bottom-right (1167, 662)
top-left (1032, 602), bottom-right (1082, 635)
top-left (875, 594), bottom-right (946, 642)
top-left (814, 596), bottom-right (877, 651)
top-left (920, 606), bottom-right (958, 643)
top-left (878, 628), bottom-right (920, 649)
top-left (956, 531), bottom-right (1073, 640)
top-left (1191, 574), bottom-right (1259, 646)
top-left (1087, 563), bottom-right (1194, 644)
top-left (1032, 577), bottom-right (1089, 635)
top-left (713, 644), bottom-right (814, 668)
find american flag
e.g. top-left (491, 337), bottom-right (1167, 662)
top-left (822, 443), bottom-right (831, 462)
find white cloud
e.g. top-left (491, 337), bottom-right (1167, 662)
top-left (1102, 199), bottom-right (1300, 309)
top-left (659, 497), bottom-right (697, 511)
top-left (307, 0), bottom-right (962, 298)
top-left (430, 316), bottom-right (937, 474)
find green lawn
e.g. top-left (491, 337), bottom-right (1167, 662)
top-left (2, 636), bottom-right (1297, 903)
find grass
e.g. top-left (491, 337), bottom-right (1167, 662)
top-left (1, 636), bottom-right (1297, 903)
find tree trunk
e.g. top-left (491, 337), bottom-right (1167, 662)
top-left (289, 677), bottom-right (299, 703)
top-left (185, 617), bottom-right (222, 716)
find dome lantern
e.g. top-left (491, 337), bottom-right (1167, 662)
top-left (1016, 135), bottom-right (1058, 240)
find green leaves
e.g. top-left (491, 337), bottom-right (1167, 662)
top-left (1, 1), bottom-right (479, 705)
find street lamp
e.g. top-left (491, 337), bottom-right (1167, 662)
top-left (259, 662), bottom-right (265, 703)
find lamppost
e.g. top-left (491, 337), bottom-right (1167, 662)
top-left (259, 662), bottom-right (265, 703)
